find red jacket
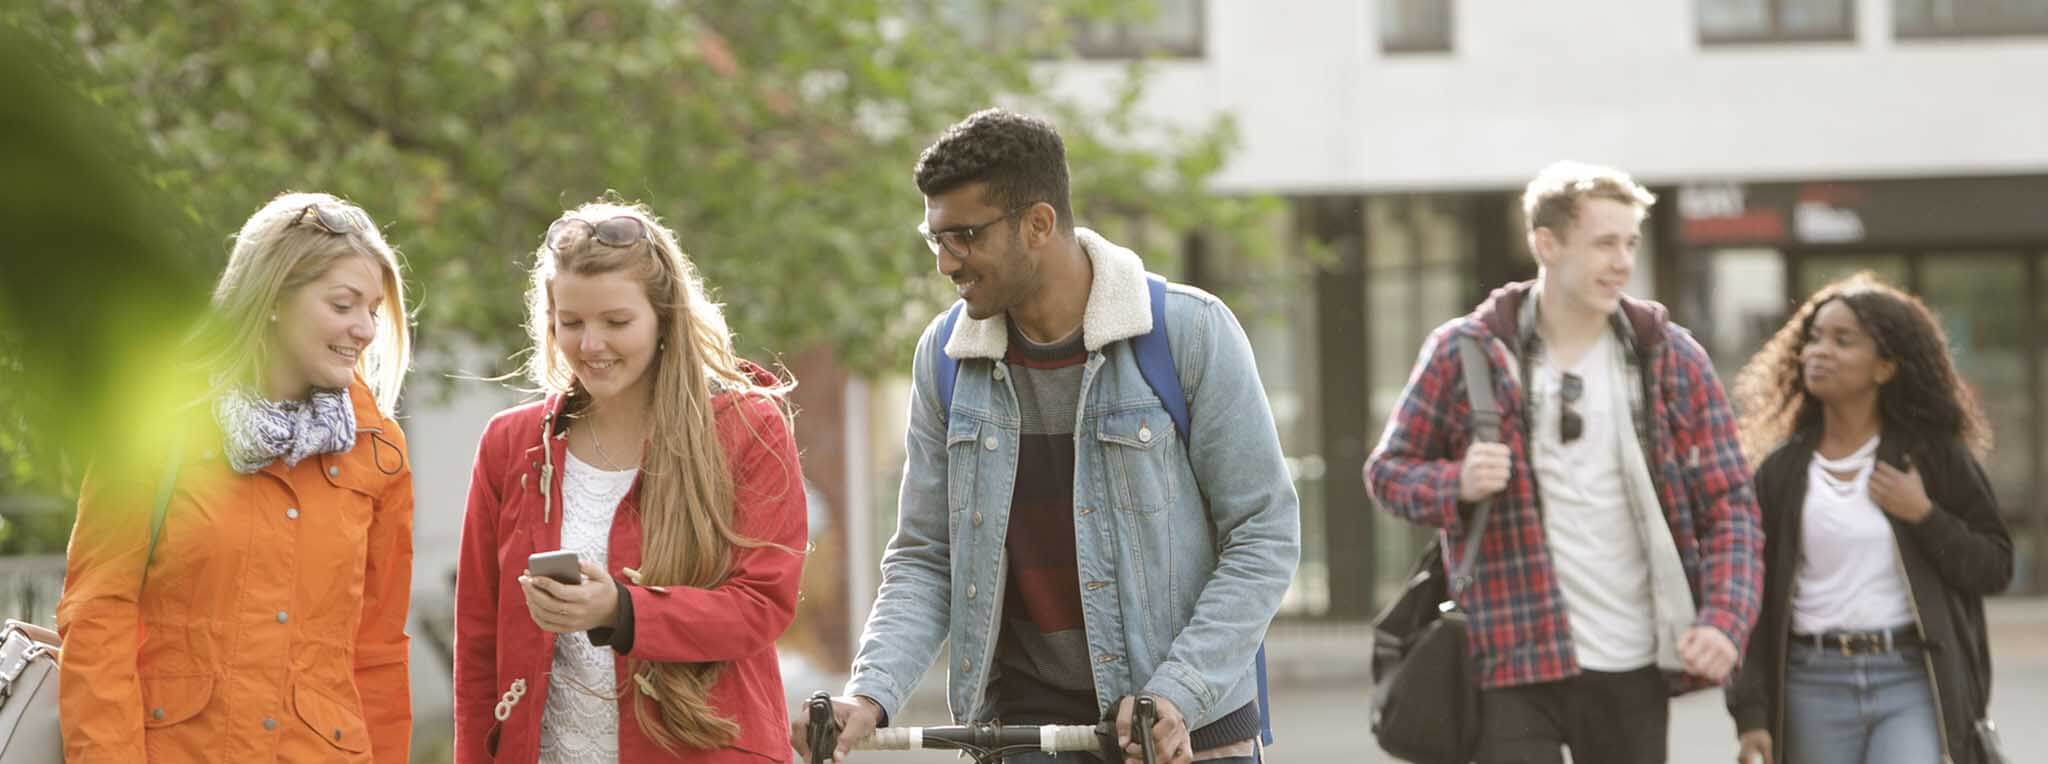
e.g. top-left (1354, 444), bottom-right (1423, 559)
top-left (453, 375), bottom-right (805, 763)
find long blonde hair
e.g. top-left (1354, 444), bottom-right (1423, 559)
top-left (201, 192), bottom-right (411, 415)
top-left (524, 201), bottom-right (795, 751)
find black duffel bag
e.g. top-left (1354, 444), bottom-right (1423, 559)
top-left (1370, 335), bottom-right (1498, 764)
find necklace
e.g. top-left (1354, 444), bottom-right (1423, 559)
top-left (1812, 434), bottom-right (1878, 497)
top-left (581, 407), bottom-right (643, 471)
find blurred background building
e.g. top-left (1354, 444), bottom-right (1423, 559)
top-left (993, 0), bottom-right (2048, 623)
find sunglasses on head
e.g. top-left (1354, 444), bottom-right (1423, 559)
top-left (545, 216), bottom-right (651, 252)
top-left (292, 203), bottom-right (373, 236)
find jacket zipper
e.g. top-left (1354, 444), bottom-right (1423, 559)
top-left (1892, 536), bottom-right (1954, 761)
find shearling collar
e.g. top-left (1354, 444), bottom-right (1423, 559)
top-left (943, 227), bottom-right (1154, 360)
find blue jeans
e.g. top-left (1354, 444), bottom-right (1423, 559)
top-left (1783, 641), bottom-right (1942, 764)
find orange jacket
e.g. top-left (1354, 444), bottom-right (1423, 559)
top-left (56, 379), bottom-right (413, 762)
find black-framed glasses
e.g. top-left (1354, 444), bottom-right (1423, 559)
top-left (292, 203), bottom-right (372, 236)
top-left (916, 204), bottom-right (1032, 260)
top-left (545, 216), bottom-right (649, 252)
top-left (1559, 371), bottom-right (1584, 444)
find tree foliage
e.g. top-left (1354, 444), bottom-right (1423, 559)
top-left (16, 0), bottom-right (1260, 377)
top-left (1, 0), bottom-right (1270, 549)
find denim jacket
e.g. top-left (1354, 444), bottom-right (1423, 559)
top-left (845, 229), bottom-right (1300, 730)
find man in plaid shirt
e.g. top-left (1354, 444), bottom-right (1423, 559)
top-left (1365, 161), bottom-right (1763, 764)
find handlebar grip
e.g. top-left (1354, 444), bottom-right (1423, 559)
top-left (853, 727), bottom-right (921, 751)
top-left (1044, 725), bottom-right (1100, 752)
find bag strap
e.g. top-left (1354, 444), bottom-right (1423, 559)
top-left (1452, 335), bottom-right (1500, 596)
top-left (1131, 275), bottom-right (1189, 445)
top-left (140, 438), bottom-right (184, 596)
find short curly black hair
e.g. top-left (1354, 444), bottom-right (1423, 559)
top-left (914, 108), bottom-right (1074, 231)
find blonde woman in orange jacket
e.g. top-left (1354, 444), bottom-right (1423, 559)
top-left (56, 192), bottom-right (415, 762)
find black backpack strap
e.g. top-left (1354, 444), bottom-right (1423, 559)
top-left (1452, 335), bottom-right (1499, 595)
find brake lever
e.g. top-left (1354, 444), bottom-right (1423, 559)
top-left (805, 691), bottom-right (839, 764)
top-left (1133, 695), bottom-right (1159, 764)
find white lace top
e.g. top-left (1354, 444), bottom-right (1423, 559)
top-left (538, 450), bottom-right (637, 764)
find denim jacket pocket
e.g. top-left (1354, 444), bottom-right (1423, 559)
top-left (1095, 410), bottom-right (1177, 514)
top-left (946, 415), bottom-right (983, 513)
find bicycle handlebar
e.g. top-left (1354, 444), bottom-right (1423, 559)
top-left (804, 690), bottom-right (1160, 763)
top-left (852, 724), bottom-right (1101, 752)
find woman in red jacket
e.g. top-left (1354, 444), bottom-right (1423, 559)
top-left (454, 201), bottom-right (806, 763)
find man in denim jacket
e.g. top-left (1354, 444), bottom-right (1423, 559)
top-left (804, 109), bottom-right (1299, 764)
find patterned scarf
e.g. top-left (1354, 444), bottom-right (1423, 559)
top-left (215, 386), bottom-right (358, 474)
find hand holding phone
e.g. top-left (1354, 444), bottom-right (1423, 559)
top-left (527, 550), bottom-right (583, 585)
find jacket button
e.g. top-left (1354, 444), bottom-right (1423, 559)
top-left (285, 507), bottom-right (299, 520)
top-left (328, 466), bottom-right (340, 477)
top-left (971, 512), bottom-right (983, 527)
top-left (334, 729), bottom-right (343, 741)
top-left (1078, 506), bottom-right (1094, 516)
top-left (960, 658), bottom-right (972, 672)
top-left (993, 366), bottom-right (1007, 381)
top-left (967, 584), bottom-right (977, 599)
top-left (276, 611), bottom-right (289, 624)
top-left (982, 436), bottom-right (998, 451)
top-left (1138, 426), bottom-right (1153, 443)
top-left (1086, 581), bottom-right (1109, 591)
top-left (1098, 654), bottom-right (1120, 664)
top-left (152, 707), bottom-right (164, 720)
top-left (262, 718), bottom-right (276, 731)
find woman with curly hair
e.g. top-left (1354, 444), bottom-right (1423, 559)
top-left (1725, 272), bottom-right (2012, 764)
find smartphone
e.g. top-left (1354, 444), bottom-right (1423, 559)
top-left (527, 550), bottom-right (583, 585)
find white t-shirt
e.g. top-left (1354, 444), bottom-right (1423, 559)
top-left (1530, 332), bottom-right (1656, 671)
top-left (538, 450), bottom-right (636, 764)
top-left (1791, 436), bottom-right (1916, 634)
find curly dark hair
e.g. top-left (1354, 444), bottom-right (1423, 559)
top-left (1733, 271), bottom-right (1991, 463)
top-left (913, 108), bottom-right (1074, 231)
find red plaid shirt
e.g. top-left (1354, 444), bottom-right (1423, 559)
top-left (1365, 282), bottom-right (1762, 693)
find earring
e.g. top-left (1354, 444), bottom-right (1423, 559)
top-left (657, 340), bottom-right (666, 351)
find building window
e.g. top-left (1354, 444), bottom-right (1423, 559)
top-left (1379, 0), bottom-right (1453, 54)
top-left (1070, 0), bottom-right (1205, 59)
top-left (1697, 0), bottom-right (1855, 43)
top-left (1896, 0), bottom-right (2048, 37)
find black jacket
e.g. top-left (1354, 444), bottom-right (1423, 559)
top-left (1727, 428), bottom-right (2013, 763)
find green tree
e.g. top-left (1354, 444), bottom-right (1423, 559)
top-left (16, 0), bottom-right (1264, 380)
top-left (0, 0), bottom-right (1273, 634)
top-left (0, 18), bottom-right (213, 554)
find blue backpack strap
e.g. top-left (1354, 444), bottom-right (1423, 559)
top-left (933, 301), bottom-right (966, 417)
top-left (1131, 274), bottom-right (1275, 750)
top-left (1130, 275), bottom-right (1189, 444)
